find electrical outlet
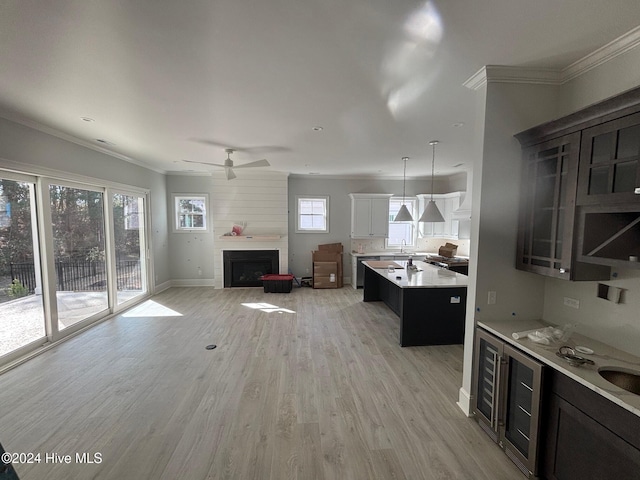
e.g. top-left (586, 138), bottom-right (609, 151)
top-left (564, 297), bottom-right (580, 309)
top-left (488, 291), bottom-right (496, 305)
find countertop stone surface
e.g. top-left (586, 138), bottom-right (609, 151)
top-left (478, 318), bottom-right (640, 417)
top-left (363, 260), bottom-right (468, 289)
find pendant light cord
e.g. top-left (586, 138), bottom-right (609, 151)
top-left (430, 141), bottom-right (438, 201)
top-left (402, 157), bottom-right (408, 204)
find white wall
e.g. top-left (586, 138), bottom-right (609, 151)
top-left (287, 175), bottom-right (468, 279)
top-left (211, 171), bottom-right (288, 289)
top-left (167, 171), bottom-right (289, 289)
top-left (0, 117), bottom-right (171, 286)
top-left (458, 81), bottom-right (561, 414)
top-left (165, 175), bottom-right (216, 285)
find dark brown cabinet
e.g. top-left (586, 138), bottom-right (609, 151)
top-left (576, 204), bottom-right (640, 269)
top-left (577, 111), bottom-right (640, 206)
top-left (515, 134), bottom-right (610, 280)
top-left (515, 86), bottom-right (640, 278)
top-left (542, 370), bottom-right (640, 480)
top-left (473, 328), bottom-right (544, 478)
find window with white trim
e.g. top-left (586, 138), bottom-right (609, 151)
top-left (173, 194), bottom-right (209, 232)
top-left (386, 197), bottom-right (416, 248)
top-left (296, 195), bottom-right (329, 233)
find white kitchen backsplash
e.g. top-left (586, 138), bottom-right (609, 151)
top-left (350, 238), bottom-right (470, 256)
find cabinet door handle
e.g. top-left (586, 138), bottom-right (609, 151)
top-left (496, 356), bottom-right (508, 429)
top-left (492, 352), bottom-right (501, 430)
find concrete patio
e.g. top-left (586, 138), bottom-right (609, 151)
top-left (0, 290), bottom-right (142, 357)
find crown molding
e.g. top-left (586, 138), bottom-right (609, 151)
top-left (464, 26), bottom-right (640, 90)
top-left (0, 112), bottom-right (167, 174)
top-left (463, 66), bottom-right (562, 90)
top-left (563, 25), bottom-right (640, 82)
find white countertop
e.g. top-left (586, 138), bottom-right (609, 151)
top-left (350, 251), bottom-right (431, 257)
top-left (363, 260), bottom-right (469, 288)
top-left (478, 318), bottom-right (640, 417)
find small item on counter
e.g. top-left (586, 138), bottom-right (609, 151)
top-left (387, 265), bottom-right (395, 273)
top-left (519, 324), bottom-right (576, 345)
top-left (408, 256), bottom-right (413, 267)
top-left (512, 328), bottom-right (541, 340)
top-left (395, 276), bottom-right (402, 280)
top-left (575, 346), bottom-right (594, 355)
top-left (556, 345), bottom-right (595, 367)
top-left (358, 243), bottom-right (364, 254)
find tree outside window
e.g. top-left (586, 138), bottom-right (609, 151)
top-left (173, 194), bottom-right (209, 232)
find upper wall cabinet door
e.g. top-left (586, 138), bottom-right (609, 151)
top-left (577, 112), bottom-right (640, 206)
top-left (516, 134), bottom-right (609, 281)
top-left (349, 193), bottom-right (393, 238)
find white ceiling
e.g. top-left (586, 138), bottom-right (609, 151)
top-left (2, 1), bottom-right (640, 179)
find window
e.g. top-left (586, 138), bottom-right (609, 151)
top-left (173, 194), bottom-right (209, 232)
top-left (386, 197), bottom-right (416, 248)
top-left (296, 196), bottom-right (329, 233)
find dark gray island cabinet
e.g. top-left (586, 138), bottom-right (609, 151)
top-left (363, 260), bottom-right (468, 347)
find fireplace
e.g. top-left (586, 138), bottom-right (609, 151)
top-left (223, 250), bottom-right (279, 287)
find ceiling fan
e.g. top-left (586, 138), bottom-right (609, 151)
top-left (183, 149), bottom-right (270, 180)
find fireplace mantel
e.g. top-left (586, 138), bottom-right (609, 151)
top-left (218, 235), bottom-right (281, 240)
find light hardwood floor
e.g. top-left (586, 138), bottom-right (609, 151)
top-left (0, 287), bottom-right (522, 479)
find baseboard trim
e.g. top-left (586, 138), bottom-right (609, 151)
top-left (457, 387), bottom-right (473, 417)
top-left (171, 279), bottom-right (216, 288)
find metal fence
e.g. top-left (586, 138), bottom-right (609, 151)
top-left (9, 259), bottom-right (142, 293)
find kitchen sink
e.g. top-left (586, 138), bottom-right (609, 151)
top-left (598, 367), bottom-right (640, 395)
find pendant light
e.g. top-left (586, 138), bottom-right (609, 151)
top-left (419, 140), bottom-right (445, 223)
top-left (393, 156), bottom-right (414, 222)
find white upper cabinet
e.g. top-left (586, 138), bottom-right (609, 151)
top-left (349, 193), bottom-right (393, 238)
top-left (417, 192), bottom-right (462, 239)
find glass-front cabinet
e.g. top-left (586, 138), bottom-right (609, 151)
top-left (473, 328), bottom-right (544, 478)
top-left (577, 111), bottom-right (640, 206)
top-left (516, 133), bottom-right (580, 279)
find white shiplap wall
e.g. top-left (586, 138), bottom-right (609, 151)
top-left (211, 171), bottom-right (289, 288)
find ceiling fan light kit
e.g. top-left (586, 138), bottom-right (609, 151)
top-left (419, 140), bottom-right (445, 223)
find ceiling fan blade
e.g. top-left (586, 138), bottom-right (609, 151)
top-left (232, 159), bottom-right (270, 169)
top-left (225, 167), bottom-right (236, 180)
top-left (182, 159), bottom-right (226, 168)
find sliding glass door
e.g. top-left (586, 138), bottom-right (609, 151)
top-left (49, 183), bottom-right (109, 330)
top-left (0, 174), bottom-right (46, 359)
top-left (0, 168), bottom-right (152, 366)
top-left (112, 192), bottom-right (147, 305)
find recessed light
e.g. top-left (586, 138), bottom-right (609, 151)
top-left (81, 117), bottom-right (95, 122)
top-left (312, 126), bottom-right (323, 132)
top-left (96, 139), bottom-right (115, 146)
top-left (452, 122), bottom-right (465, 127)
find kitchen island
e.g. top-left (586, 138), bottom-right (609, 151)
top-left (363, 260), bottom-right (468, 346)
